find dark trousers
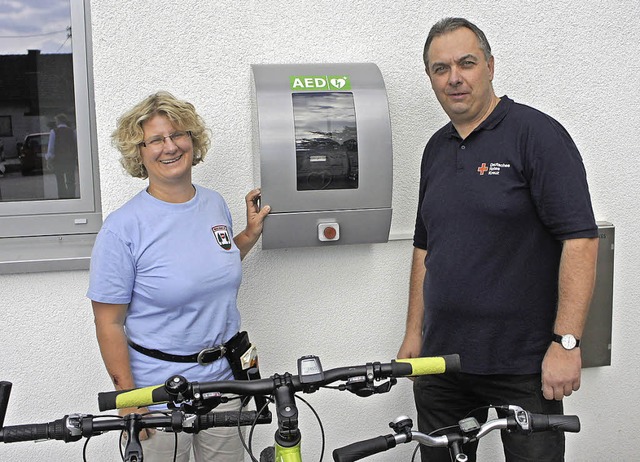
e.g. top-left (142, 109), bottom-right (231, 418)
top-left (413, 373), bottom-right (565, 461)
top-left (54, 164), bottom-right (77, 199)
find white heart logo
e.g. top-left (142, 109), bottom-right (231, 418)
top-left (330, 78), bottom-right (346, 89)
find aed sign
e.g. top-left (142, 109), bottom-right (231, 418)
top-left (289, 75), bottom-right (352, 91)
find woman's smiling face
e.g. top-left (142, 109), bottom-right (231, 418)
top-left (139, 113), bottom-right (194, 188)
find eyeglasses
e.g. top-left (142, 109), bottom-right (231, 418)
top-left (140, 131), bottom-right (192, 149)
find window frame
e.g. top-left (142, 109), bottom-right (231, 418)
top-left (0, 0), bottom-right (102, 274)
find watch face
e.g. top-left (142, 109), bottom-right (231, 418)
top-left (561, 335), bottom-right (577, 350)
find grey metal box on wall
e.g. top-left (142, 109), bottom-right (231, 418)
top-left (252, 63), bottom-right (392, 249)
top-left (581, 221), bottom-right (615, 368)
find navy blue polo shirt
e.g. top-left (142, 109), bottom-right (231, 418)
top-left (413, 96), bottom-right (597, 374)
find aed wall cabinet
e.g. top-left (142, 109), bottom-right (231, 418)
top-left (581, 221), bottom-right (615, 368)
top-left (252, 63), bottom-right (392, 250)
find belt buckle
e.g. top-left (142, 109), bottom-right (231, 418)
top-left (197, 345), bottom-right (226, 365)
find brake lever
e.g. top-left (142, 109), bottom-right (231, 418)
top-left (343, 377), bottom-right (397, 397)
top-left (373, 377), bottom-right (397, 394)
top-left (178, 393), bottom-right (225, 416)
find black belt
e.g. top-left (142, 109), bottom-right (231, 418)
top-left (127, 334), bottom-right (239, 365)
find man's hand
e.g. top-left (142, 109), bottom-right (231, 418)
top-left (398, 332), bottom-right (423, 382)
top-left (541, 342), bottom-right (582, 400)
top-left (398, 331), bottom-right (423, 359)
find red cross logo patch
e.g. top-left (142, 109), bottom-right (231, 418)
top-left (477, 163), bottom-right (489, 175)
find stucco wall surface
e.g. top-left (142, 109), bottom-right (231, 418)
top-left (1, 0), bottom-right (638, 460)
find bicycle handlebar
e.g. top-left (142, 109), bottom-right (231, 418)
top-left (332, 409), bottom-right (580, 462)
top-left (0, 410), bottom-right (269, 444)
top-left (98, 355), bottom-right (461, 411)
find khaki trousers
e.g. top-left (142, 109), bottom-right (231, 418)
top-left (131, 398), bottom-right (246, 462)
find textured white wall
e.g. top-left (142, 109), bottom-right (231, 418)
top-left (1, 0), bottom-right (639, 460)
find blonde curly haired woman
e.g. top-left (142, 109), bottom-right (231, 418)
top-left (88, 91), bottom-right (269, 461)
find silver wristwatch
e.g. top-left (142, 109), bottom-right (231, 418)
top-left (552, 333), bottom-right (581, 350)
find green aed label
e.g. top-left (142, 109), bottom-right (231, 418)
top-left (289, 75), bottom-right (351, 91)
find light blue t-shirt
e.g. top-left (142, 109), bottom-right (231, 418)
top-left (87, 185), bottom-right (242, 391)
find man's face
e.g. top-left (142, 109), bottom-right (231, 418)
top-left (426, 27), bottom-right (495, 126)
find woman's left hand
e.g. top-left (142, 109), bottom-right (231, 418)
top-left (244, 188), bottom-right (270, 238)
top-left (234, 188), bottom-right (270, 260)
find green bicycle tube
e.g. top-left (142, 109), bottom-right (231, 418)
top-left (274, 441), bottom-right (302, 462)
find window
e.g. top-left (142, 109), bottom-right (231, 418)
top-left (0, 0), bottom-right (101, 274)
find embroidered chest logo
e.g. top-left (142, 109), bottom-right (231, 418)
top-left (212, 225), bottom-right (232, 250)
top-left (477, 162), bottom-right (511, 176)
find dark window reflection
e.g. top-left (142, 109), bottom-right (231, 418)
top-left (292, 92), bottom-right (358, 191)
top-left (0, 0), bottom-right (78, 202)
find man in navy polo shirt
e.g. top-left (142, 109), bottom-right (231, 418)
top-left (397, 17), bottom-right (599, 461)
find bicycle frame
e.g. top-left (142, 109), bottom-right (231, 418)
top-left (275, 443), bottom-right (302, 461)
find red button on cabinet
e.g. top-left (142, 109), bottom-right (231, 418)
top-left (323, 227), bottom-right (337, 239)
top-left (318, 223), bottom-right (340, 242)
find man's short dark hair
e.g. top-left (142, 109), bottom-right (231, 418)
top-left (423, 18), bottom-right (493, 71)
top-left (55, 113), bottom-right (70, 126)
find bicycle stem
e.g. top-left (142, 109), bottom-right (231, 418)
top-left (122, 413), bottom-right (144, 462)
top-left (273, 373), bottom-right (301, 448)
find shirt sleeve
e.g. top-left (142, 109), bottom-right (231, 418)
top-left (86, 228), bottom-right (136, 304)
top-left (413, 143), bottom-right (430, 250)
top-left (45, 129), bottom-right (56, 161)
top-left (223, 199), bottom-right (234, 236)
top-left (525, 116), bottom-right (598, 240)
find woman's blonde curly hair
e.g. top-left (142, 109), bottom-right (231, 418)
top-left (112, 91), bottom-right (211, 179)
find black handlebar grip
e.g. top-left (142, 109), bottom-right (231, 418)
top-left (197, 411), bottom-right (259, 429)
top-left (97, 391), bottom-right (118, 412)
top-left (0, 417), bottom-right (77, 443)
top-left (444, 354), bottom-right (462, 372)
top-left (529, 414), bottom-right (581, 433)
top-left (332, 435), bottom-right (396, 462)
top-left (1, 423), bottom-right (50, 443)
top-left (0, 381), bottom-right (12, 428)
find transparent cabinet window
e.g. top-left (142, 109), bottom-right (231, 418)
top-left (292, 92), bottom-right (359, 191)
